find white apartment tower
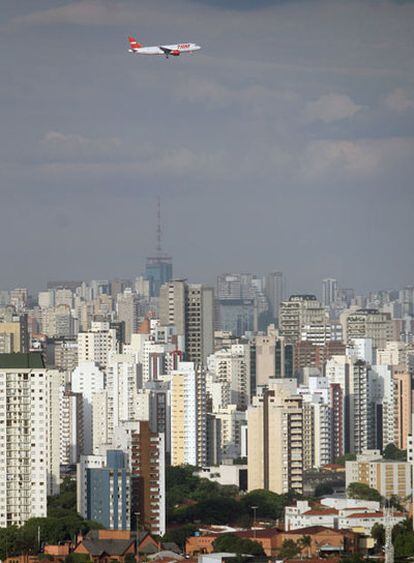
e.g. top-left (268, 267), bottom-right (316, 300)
top-left (0, 353), bottom-right (60, 527)
top-left (106, 352), bottom-right (139, 441)
top-left (207, 344), bottom-right (251, 409)
top-left (171, 362), bottom-right (206, 466)
top-left (71, 361), bottom-right (105, 454)
top-left (77, 321), bottom-right (118, 369)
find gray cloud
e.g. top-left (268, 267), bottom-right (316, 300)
top-left (384, 88), bottom-right (414, 112)
top-left (305, 94), bottom-right (363, 123)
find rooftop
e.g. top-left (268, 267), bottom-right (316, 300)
top-left (0, 352), bottom-right (45, 369)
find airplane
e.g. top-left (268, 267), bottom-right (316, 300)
top-left (128, 36), bottom-right (201, 58)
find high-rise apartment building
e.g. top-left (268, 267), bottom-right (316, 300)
top-left (0, 314), bottom-right (29, 353)
top-left (135, 380), bottom-right (171, 458)
top-left (393, 367), bottom-right (411, 450)
top-left (51, 338), bottom-right (79, 373)
top-left (112, 421), bottom-right (166, 536)
top-left (106, 353), bottom-right (139, 441)
top-left (171, 362), bottom-right (206, 466)
top-left (0, 353), bottom-right (60, 527)
top-left (326, 356), bottom-right (376, 455)
top-left (77, 450), bottom-right (131, 531)
top-left (78, 321), bottom-right (118, 368)
top-left (280, 295), bottom-right (326, 344)
top-left (59, 385), bottom-right (83, 465)
top-left (160, 281), bottom-right (214, 367)
top-left (214, 405), bottom-right (247, 460)
top-left (207, 344), bottom-right (251, 409)
top-left (342, 309), bottom-right (394, 349)
top-left (9, 288), bottom-right (28, 311)
top-left (71, 361), bottom-right (105, 454)
top-left (116, 290), bottom-right (143, 345)
top-left (248, 380), bottom-right (303, 494)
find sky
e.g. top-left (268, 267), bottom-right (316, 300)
top-left (1, 0), bottom-right (414, 294)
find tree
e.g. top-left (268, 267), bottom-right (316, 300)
top-left (162, 524), bottom-right (197, 550)
top-left (241, 490), bottom-right (290, 521)
top-left (346, 482), bottom-right (382, 502)
top-left (298, 535), bottom-right (312, 558)
top-left (383, 443), bottom-right (406, 461)
top-left (371, 523), bottom-right (385, 548)
top-left (212, 534), bottom-right (265, 556)
top-left (391, 518), bottom-right (414, 558)
top-left (335, 453), bottom-right (356, 466)
top-left (278, 539), bottom-right (299, 559)
top-left (314, 483), bottom-right (334, 497)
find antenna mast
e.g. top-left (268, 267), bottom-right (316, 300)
top-left (156, 196), bottom-right (162, 257)
top-left (384, 502), bottom-right (394, 563)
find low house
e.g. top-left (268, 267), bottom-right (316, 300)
top-left (186, 528), bottom-right (281, 557)
top-left (285, 498), bottom-right (386, 532)
top-left (277, 526), bottom-right (359, 557)
top-left (338, 510), bottom-right (405, 536)
top-left (74, 530), bottom-right (137, 562)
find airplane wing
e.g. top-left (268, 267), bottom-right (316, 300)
top-left (159, 46), bottom-right (172, 54)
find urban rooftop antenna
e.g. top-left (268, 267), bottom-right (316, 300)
top-left (156, 195), bottom-right (162, 257)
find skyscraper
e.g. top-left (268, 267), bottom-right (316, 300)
top-left (322, 278), bottom-right (338, 307)
top-left (265, 272), bottom-right (284, 325)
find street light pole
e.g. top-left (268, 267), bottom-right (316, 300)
top-left (251, 506), bottom-right (258, 539)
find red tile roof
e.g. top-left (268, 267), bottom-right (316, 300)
top-left (303, 509), bottom-right (338, 516)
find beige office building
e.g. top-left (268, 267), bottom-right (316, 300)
top-left (342, 309), bottom-right (394, 349)
top-left (0, 315), bottom-right (29, 352)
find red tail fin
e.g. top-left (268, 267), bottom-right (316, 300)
top-left (128, 36), bottom-right (143, 49)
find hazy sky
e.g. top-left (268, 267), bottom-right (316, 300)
top-left (1, 0), bottom-right (414, 294)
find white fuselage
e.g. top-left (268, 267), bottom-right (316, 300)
top-left (129, 43), bottom-right (201, 55)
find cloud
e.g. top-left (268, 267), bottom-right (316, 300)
top-left (384, 88), bottom-right (414, 112)
top-left (192, 0), bottom-right (288, 9)
top-left (13, 1), bottom-right (134, 26)
top-left (41, 131), bottom-right (121, 160)
top-left (11, 0), bottom-right (201, 28)
top-left (305, 93), bottom-right (363, 123)
top-left (299, 137), bottom-right (414, 180)
top-left (176, 77), bottom-right (292, 107)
